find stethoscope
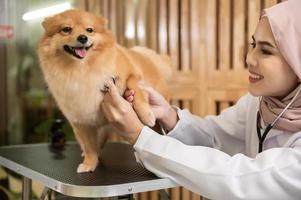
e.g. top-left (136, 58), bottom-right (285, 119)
top-left (256, 85), bottom-right (301, 153)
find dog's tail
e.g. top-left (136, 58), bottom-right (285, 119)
top-left (131, 46), bottom-right (173, 81)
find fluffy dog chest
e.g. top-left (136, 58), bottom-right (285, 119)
top-left (49, 71), bottom-right (111, 126)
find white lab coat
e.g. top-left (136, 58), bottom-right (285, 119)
top-left (133, 93), bottom-right (301, 200)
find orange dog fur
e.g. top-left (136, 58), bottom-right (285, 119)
top-left (38, 10), bottom-right (171, 173)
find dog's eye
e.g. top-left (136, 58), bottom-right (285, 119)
top-left (86, 28), bottom-right (94, 33)
top-left (62, 27), bottom-right (72, 33)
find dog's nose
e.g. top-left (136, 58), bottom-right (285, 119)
top-left (77, 35), bottom-right (88, 44)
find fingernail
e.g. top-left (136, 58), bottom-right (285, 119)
top-left (138, 80), bottom-right (145, 86)
top-left (111, 76), bottom-right (116, 84)
top-left (100, 85), bottom-right (110, 93)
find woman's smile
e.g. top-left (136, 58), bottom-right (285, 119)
top-left (249, 70), bottom-right (264, 83)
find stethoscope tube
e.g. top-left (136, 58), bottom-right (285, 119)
top-left (256, 112), bottom-right (273, 153)
top-left (256, 84), bottom-right (301, 153)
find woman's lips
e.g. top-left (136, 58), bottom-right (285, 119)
top-left (249, 71), bottom-right (264, 83)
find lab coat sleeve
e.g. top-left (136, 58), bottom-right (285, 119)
top-left (134, 128), bottom-right (301, 200)
top-left (166, 94), bottom-right (250, 154)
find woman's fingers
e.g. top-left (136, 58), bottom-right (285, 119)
top-left (101, 80), bottom-right (144, 144)
top-left (124, 89), bottom-right (135, 98)
top-left (126, 95), bottom-right (134, 102)
top-left (103, 80), bottom-right (124, 107)
top-left (124, 89), bottom-right (135, 103)
top-left (138, 83), bottom-right (159, 97)
top-left (103, 80), bottom-right (135, 113)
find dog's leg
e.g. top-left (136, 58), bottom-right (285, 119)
top-left (72, 124), bottom-right (99, 173)
top-left (126, 75), bottom-right (156, 127)
top-left (96, 125), bottom-right (110, 153)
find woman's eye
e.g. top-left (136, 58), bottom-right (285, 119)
top-left (250, 42), bottom-right (256, 48)
top-left (62, 27), bottom-right (72, 33)
top-left (86, 28), bottom-right (94, 33)
top-left (261, 49), bottom-right (272, 55)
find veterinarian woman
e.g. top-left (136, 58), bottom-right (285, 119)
top-left (101, 0), bottom-right (301, 199)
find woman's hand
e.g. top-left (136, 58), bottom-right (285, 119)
top-left (124, 83), bottom-right (178, 132)
top-left (101, 81), bottom-right (144, 144)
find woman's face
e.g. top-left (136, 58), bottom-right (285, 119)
top-left (246, 17), bottom-right (299, 98)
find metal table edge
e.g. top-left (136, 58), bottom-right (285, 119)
top-left (0, 155), bottom-right (178, 198)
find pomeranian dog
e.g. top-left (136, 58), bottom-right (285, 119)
top-left (38, 9), bottom-right (172, 173)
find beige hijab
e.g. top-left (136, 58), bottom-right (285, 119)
top-left (259, 0), bottom-right (301, 132)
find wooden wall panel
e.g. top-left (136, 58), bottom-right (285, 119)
top-left (81, 0), bottom-right (282, 199)
top-left (136, 0), bottom-right (147, 46)
top-left (206, 0), bottom-right (217, 75)
top-left (264, 0), bottom-right (278, 8)
top-left (116, 0), bottom-right (126, 46)
top-left (233, 0), bottom-right (246, 70)
top-left (100, 0), bottom-right (108, 19)
top-left (190, 0), bottom-right (200, 74)
top-left (150, 191), bottom-right (159, 200)
top-left (180, 0), bottom-right (191, 71)
top-left (169, 0), bottom-right (180, 71)
top-left (207, 90), bottom-right (247, 115)
top-left (124, 0), bottom-right (136, 47)
top-left (218, 0), bottom-right (231, 71)
top-left (108, 0), bottom-right (117, 36)
top-left (248, 0), bottom-right (261, 46)
top-left (158, 0), bottom-right (168, 54)
top-left (147, 0), bottom-right (158, 51)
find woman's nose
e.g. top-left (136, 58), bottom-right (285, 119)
top-left (246, 48), bottom-right (258, 68)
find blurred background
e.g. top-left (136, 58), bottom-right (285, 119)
top-left (0, 0), bottom-right (285, 199)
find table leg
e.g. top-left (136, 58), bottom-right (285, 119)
top-left (22, 177), bottom-right (32, 200)
top-left (159, 189), bottom-right (170, 200)
top-left (40, 187), bottom-right (51, 200)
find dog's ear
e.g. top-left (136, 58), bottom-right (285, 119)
top-left (94, 16), bottom-right (108, 31)
top-left (41, 15), bottom-right (63, 36)
top-left (98, 16), bottom-right (108, 27)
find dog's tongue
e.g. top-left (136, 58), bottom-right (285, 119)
top-left (75, 48), bottom-right (87, 58)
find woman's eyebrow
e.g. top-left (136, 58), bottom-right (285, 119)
top-left (252, 35), bottom-right (275, 48)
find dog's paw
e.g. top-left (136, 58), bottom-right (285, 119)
top-left (143, 111), bottom-right (156, 127)
top-left (77, 154), bottom-right (98, 173)
top-left (135, 104), bottom-right (156, 127)
top-left (77, 163), bottom-right (97, 173)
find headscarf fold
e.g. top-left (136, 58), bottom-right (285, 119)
top-left (260, 0), bottom-right (301, 132)
top-left (260, 85), bottom-right (301, 132)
